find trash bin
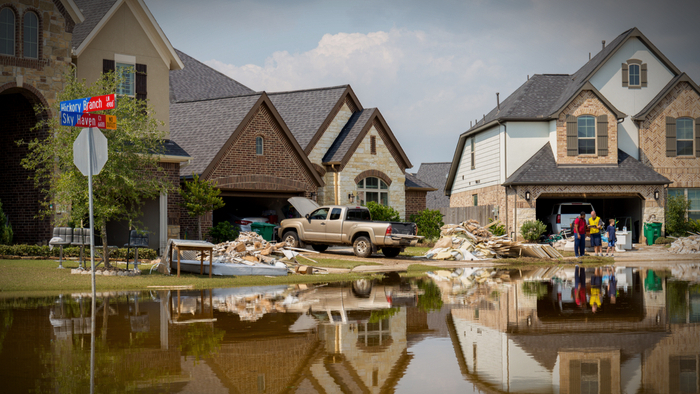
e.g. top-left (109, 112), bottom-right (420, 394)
top-left (251, 222), bottom-right (276, 241)
top-left (644, 222), bottom-right (663, 245)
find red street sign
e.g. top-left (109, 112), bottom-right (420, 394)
top-left (61, 112), bottom-right (116, 129)
top-left (60, 94), bottom-right (116, 114)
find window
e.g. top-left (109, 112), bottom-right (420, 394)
top-left (357, 177), bottom-right (389, 206)
top-left (580, 361), bottom-right (599, 394)
top-left (578, 116), bottom-right (596, 155)
top-left (677, 118), bottom-right (694, 156)
top-left (255, 136), bottom-right (263, 155)
top-left (329, 208), bottom-right (342, 220)
top-left (23, 11), bottom-right (37, 59)
top-left (370, 136), bottom-right (376, 155)
top-left (628, 64), bottom-right (640, 87)
top-left (470, 137), bottom-right (476, 169)
top-left (679, 357), bottom-right (697, 394)
top-left (114, 55), bottom-right (136, 96)
top-left (0, 8), bottom-right (14, 56)
top-left (472, 194), bottom-right (478, 206)
top-left (669, 188), bottom-right (700, 221)
top-left (346, 209), bottom-right (371, 221)
top-left (309, 208), bottom-right (329, 220)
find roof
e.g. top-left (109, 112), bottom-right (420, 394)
top-left (71, 0), bottom-right (117, 49)
top-left (170, 49), bottom-right (255, 103)
top-left (160, 139), bottom-right (189, 158)
top-left (416, 162), bottom-right (451, 208)
top-left (268, 85), bottom-right (352, 151)
top-left (503, 142), bottom-right (671, 186)
top-left (59, 0), bottom-right (85, 25)
top-left (633, 73), bottom-right (700, 121)
top-left (170, 93), bottom-right (262, 176)
top-left (323, 108), bottom-right (374, 163)
top-left (405, 172), bottom-right (436, 191)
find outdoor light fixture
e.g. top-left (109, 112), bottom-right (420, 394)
top-left (310, 192), bottom-right (317, 201)
top-left (525, 191), bottom-right (531, 201)
top-left (654, 190), bottom-right (659, 200)
top-left (348, 193), bottom-right (355, 203)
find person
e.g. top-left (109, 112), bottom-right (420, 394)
top-left (605, 219), bottom-right (616, 257)
top-left (589, 267), bottom-right (603, 312)
top-left (574, 264), bottom-right (587, 309)
top-left (606, 267), bottom-right (617, 304)
top-left (588, 211), bottom-right (603, 256)
top-left (573, 212), bottom-right (588, 258)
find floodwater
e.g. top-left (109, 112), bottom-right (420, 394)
top-left (1, 263), bottom-right (698, 394)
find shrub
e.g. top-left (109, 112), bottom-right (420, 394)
top-left (666, 195), bottom-right (691, 236)
top-left (0, 199), bottom-right (12, 245)
top-left (409, 209), bottom-right (444, 239)
top-left (366, 201), bottom-right (401, 222)
top-left (654, 237), bottom-right (675, 245)
top-left (207, 221), bottom-right (239, 244)
top-left (0, 244), bottom-right (157, 260)
top-left (520, 220), bottom-right (547, 242)
top-left (689, 219), bottom-right (700, 234)
top-left (488, 218), bottom-right (506, 236)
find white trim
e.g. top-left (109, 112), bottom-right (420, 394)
top-left (115, 53), bottom-right (135, 65)
top-left (59, 0), bottom-right (85, 24)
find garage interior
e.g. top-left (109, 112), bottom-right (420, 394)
top-left (536, 194), bottom-right (643, 243)
top-left (213, 192), bottom-right (304, 227)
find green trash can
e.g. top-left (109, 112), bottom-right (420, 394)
top-left (251, 222), bottom-right (276, 241)
top-left (645, 222), bottom-right (663, 245)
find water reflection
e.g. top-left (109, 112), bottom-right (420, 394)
top-left (0, 263), bottom-right (697, 393)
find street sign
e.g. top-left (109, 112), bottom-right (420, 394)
top-left (61, 112), bottom-right (116, 129)
top-left (73, 128), bottom-right (108, 176)
top-left (60, 94), bottom-right (116, 114)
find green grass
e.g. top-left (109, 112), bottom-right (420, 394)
top-left (400, 246), bottom-right (431, 257)
top-left (310, 258), bottom-right (380, 269)
top-left (0, 259), bottom-right (382, 295)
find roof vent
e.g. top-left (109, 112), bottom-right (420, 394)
top-left (589, 52), bottom-right (591, 60)
top-left (602, 40), bottom-right (606, 50)
top-left (496, 93), bottom-right (500, 111)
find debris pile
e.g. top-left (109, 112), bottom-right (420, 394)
top-left (426, 268), bottom-right (512, 304)
top-left (668, 235), bottom-right (700, 254)
top-left (425, 220), bottom-right (563, 260)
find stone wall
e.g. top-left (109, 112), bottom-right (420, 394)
top-left (308, 101), bottom-right (354, 165)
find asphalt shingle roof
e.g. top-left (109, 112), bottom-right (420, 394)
top-left (416, 162), bottom-right (451, 209)
top-left (170, 49), bottom-right (255, 103)
top-left (161, 139), bottom-right (189, 158)
top-left (405, 173), bottom-right (435, 190)
top-left (503, 142), bottom-right (670, 185)
top-left (268, 86), bottom-right (348, 150)
top-left (170, 94), bottom-right (262, 176)
top-left (322, 108), bottom-right (374, 163)
top-left (71, 0), bottom-right (118, 50)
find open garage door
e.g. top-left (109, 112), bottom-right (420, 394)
top-left (536, 195), bottom-right (643, 243)
top-left (213, 191), bottom-right (305, 228)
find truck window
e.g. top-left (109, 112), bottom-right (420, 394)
top-left (330, 208), bottom-right (342, 220)
top-left (346, 209), bottom-right (371, 221)
top-left (309, 208), bottom-right (329, 220)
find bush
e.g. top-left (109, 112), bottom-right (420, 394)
top-left (666, 195), bottom-right (691, 236)
top-left (654, 237), bottom-right (675, 245)
top-left (207, 221), bottom-right (239, 244)
top-left (366, 201), bottom-right (401, 222)
top-left (0, 199), bottom-right (12, 245)
top-left (689, 219), bottom-right (700, 234)
top-left (488, 218), bottom-right (506, 236)
top-left (0, 244), bottom-right (157, 260)
top-left (520, 220), bottom-right (547, 242)
top-left (409, 209), bottom-right (444, 239)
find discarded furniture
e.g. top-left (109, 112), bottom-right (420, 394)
top-left (49, 227), bottom-right (73, 269)
top-left (168, 239), bottom-right (214, 278)
top-left (71, 228), bottom-right (91, 269)
top-left (124, 230), bottom-right (149, 270)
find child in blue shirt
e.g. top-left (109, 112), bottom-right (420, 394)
top-left (605, 219), bottom-right (616, 257)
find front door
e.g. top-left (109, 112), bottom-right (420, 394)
top-left (304, 208), bottom-right (329, 241)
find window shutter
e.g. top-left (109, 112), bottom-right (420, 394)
top-left (566, 115), bottom-right (578, 156)
top-left (696, 117), bottom-right (700, 157)
top-left (135, 63), bottom-right (147, 101)
top-left (666, 116), bottom-right (676, 157)
top-left (621, 63), bottom-right (628, 87)
top-left (597, 114), bottom-right (608, 156)
top-left (641, 63), bottom-right (648, 87)
top-left (103, 59), bottom-right (115, 74)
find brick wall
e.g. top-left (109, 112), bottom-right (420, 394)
top-left (556, 91), bottom-right (618, 165)
top-left (639, 81), bottom-right (700, 188)
top-left (405, 190), bottom-right (427, 220)
top-left (450, 184), bottom-right (506, 222)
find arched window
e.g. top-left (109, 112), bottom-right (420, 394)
top-left (0, 8), bottom-right (15, 56)
top-left (577, 115), bottom-right (596, 155)
top-left (357, 177), bottom-right (388, 205)
top-left (676, 118), bottom-right (694, 156)
top-left (255, 136), bottom-right (263, 155)
top-left (23, 11), bottom-right (37, 59)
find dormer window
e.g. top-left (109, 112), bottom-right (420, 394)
top-left (577, 116), bottom-right (596, 154)
top-left (622, 59), bottom-right (646, 88)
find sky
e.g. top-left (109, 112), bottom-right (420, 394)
top-left (145, 0), bottom-right (700, 171)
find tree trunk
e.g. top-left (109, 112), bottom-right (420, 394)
top-left (197, 216), bottom-right (202, 240)
top-left (101, 222), bottom-right (111, 268)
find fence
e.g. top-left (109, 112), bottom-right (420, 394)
top-left (438, 205), bottom-right (495, 225)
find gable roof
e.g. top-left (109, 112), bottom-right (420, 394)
top-left (72, 0), bottom-right (183, 70)
top-left (405, 173), bottom-right (436, 191)
top-left (170, 49), bottom-right (255, 103)
top-left (268, 85), bottom-right (362, 152)
top-left (503, 142), bottom-right (670, 186)
top-left (322, 108), bottom-right (412, 171)
top-left (633, 73), bottom-right (700, 121)
top-left (416, 162), bottom-right (451, 208)
top-left (170, 93), bottom-right (323, 186)
top-left (59, 0), bottom-right (85, 25)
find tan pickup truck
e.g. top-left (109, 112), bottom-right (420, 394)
top-left (278, 197), bottom-right (423, 258)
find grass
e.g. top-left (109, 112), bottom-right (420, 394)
top-left (0, 259), bottom-right (382, 296)
top-left (400, 246), bottom-right (431, 257)
top-left (310, 258), bottom-right (380, 269)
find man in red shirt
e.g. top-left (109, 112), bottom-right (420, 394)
top-left (573, 211), bottom-right (588, 258)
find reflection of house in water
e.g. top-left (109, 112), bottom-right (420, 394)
top-left (449, 267), bottom-right (700, 394)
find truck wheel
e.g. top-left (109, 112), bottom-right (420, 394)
top-left (311, 244), bottom-right (328, 252)
top-left (283, 231), bottom-right (300, 248)
top-left (352, 279), bottom-right (372, 298)
top-left (382, 247), bottom-right (401, 258)
top-left (353, 236), bottom-right (373, 258)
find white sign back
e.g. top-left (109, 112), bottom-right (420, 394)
top-left (73, 127), bottom-right (108, 176)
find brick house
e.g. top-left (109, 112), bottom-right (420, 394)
top-left (445, 28), bottom-right (699, 242)
top-left (0, 0), bottom-right (190, 250)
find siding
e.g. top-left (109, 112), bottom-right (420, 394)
top-left (452, 126), bottom-right (500, 194)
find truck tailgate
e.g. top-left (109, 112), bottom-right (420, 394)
top-left (390, 222), bottom-right (416, 235)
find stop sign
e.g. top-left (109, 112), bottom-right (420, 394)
top-left (73, 127), bottom-right (108, 176)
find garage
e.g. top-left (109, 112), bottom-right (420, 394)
top-left (536, 194), bottom-right (643, 243)
top-left (213, 192), bottom-right (304, 228)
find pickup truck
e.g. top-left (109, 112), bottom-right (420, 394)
top-left (278, 197), bottom-right (423, 258)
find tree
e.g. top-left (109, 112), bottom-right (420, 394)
top-left (20, 68), bottom-right (171, 267)
top-left (179, 174), bottom-right (225, 240)
top-left (0, 199), bottom-right (12, 245)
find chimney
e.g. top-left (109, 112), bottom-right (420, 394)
top-left (602, 40), bottom-right (606, 50)
top-left (496, 93), bottom-right (500, 111)
top-left (527, 74), bottom-right (529, 80)
top-left (470, 120), bottom-right (472, 128)
top-left (589, 52), bottom-right (591, 60)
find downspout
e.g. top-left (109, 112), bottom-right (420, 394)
top-left (498, 120), bottom-right (507, 233)
top-left (332, 164), bottom-right (339, 205)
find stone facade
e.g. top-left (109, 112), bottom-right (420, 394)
top-left (556, 91), bottom-right (618, 165)
top-left (639, 81), bottom-right (700, 189)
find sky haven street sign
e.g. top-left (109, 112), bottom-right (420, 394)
top-left (60, 94), bottom-right (115, 113)
top-left (61, 112), bottom-right (116, 129)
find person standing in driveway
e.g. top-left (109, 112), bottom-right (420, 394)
top-left (573, 212), bottom-right (588, 258)
top-left (588, 211), bottom-right (603, 256)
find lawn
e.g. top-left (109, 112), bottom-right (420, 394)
top-left (310, 258), bottom-right (380, 269)
top-left (400, 246), bottom-right (431, 257)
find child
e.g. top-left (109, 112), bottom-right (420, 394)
top-left (605, 219), bottom-right (616, 257)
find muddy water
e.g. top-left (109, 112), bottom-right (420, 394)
top-left (0, 263), bottom-right (698, 393)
